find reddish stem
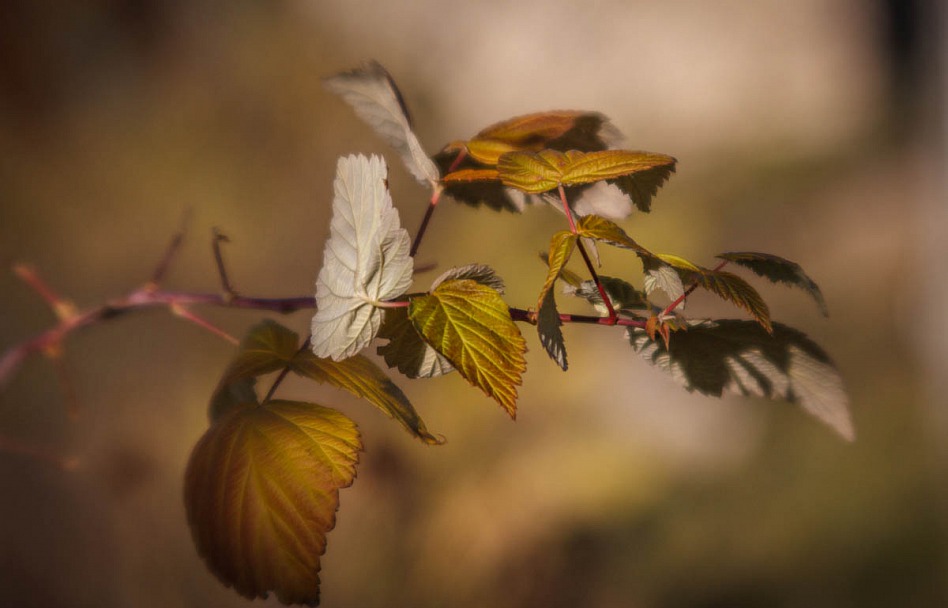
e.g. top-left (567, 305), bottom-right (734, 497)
top-left (558, 185), bottom-right (617, 324)
top-left (661, 259), bottom-right (730, 317)
top-left (410, 148), bottom-right (467, 257)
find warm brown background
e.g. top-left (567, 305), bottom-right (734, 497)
top-left (1, 1), bottom-right (946, 607)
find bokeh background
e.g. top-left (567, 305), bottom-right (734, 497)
top-left (1, 1), bottom-right (946, 606)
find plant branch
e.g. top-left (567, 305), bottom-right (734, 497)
top-left (558, 185), bottom-right (617, 324)
top-left (1, 281), bottom-right (316, 390)
top-left (410, 148), bottom-right (467, 257)
top-left (148, 210), bottom-right (191, 288)
top-left (212, 228), bottom-right (238, 297)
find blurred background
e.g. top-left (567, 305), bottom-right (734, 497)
top-left (1, 1), bottom-right (946, 606)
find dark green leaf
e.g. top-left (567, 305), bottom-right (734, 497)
top-left (629, 320), bottom-right (854, 440)
top-left (717, 251), bottom-right (828, 316)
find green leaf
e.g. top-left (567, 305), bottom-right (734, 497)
top-left (698, 270), bottom-right (772, 333)
top-left (377, 306), bottom-right (455, 379)
top-left (608, 163), bottom-right (677, 213)
top-left (576, 215), bottom-right (652, 257)
top-left (312, 155), bottom-right (414, 361)
top-left (430, 263), bottom-right (506, 294)
top-left (292, 350), bottom-right (444, 445)
top-left (535, 231), bottom-right (577, 370)
top-left (219, 319), bottom-right (302, 387)
top-left (409, 279), bottom-right (527, 417)
top-left (185, 399), bottom-right (362, 606)
top-left (717, 251), bottom-right (828, 316)
top-left (217, 320), bottom-right (440, 444)
top-left (537, 288), bottom-right (567, 371)
top-left (629, 320), bottom-right (854, 441)
top-left (497, 149), bottom-right (676, 196)
top-left (324, 61), bottom-right (439, 185)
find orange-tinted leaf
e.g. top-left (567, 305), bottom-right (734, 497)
top-left (462, 111), bottom-right (622, 165)
top-left (497, 150), bottom-right (676, 195)
top-left (576, 215), bottom-right (652, 257)
top-left (442, 168), bottom-right (500, 184)
top-left (185, 400), bottom-right (361, 605)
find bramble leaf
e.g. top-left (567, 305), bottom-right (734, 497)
top-left (216, 320), bottom-right (439, 444)
top-left (378, 307), bottom-right (455, 379)
top-left (629, 320), bottom-right (854, 441)
top-left (570, 181), bottom-right (635, 219)
top-left (565, 276), bottom-right (649, 316)
top-left (698, 270), bottom-right (772, 333)
top-left (536, 231), bottom-right (578, 370)
top-left (576, 215), bottom-right (652, 257)
top-left (430, 263), bottom-right (506, 294)
top-left (497, 150), bottom-right (676, 198)
top-left (433, 111), bottom-right (623, 213)
top-left (656, 255), bottom-right (772, 331)
top-left (324, 61), bottom-right (439, 185)
top-left (219, 319), bottom-right (301, 387)
top-left (409, 279), bottom-right (527, 417)
top-left (185, 399), bottom-right (361, 606)
top-left (312, 155), bottom-right (413, 361)
top-left (642, 262), bottom-right (686, 303)
top-left (717, 251), bottom-right (828, 316)
top-left (453, 110), bottom-right (623, 165)
top-left (292, 351), bottom-right (444, 445)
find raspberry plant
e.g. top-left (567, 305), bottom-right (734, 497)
top-left (0, 61), bottom-right (852, 605)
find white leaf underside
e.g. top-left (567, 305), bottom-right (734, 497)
top-left (312, 155), bottom-right (413, 361)
top-left (629, 320), bottom-right (854, 441)
top-left (324, 61), bottom-right (440, 185)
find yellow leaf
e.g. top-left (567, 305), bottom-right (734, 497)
top-left (577, 215), bottom-right (652, 257)
top-left (409, 279), bottom-right (527, 417)
top-left (185, 400), bottom-right (361, 606)
top-left (497, 150), bottom-right (676, 194)
top-left (536, 231), bottom-right (577, 370)
top-left (460, 111), bottom-right (619, 164)
top-left (442, 168), bottom-right (500, 184)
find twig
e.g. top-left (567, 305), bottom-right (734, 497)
top-left (212, 228), bottom-right (238, 297)
top-left (148, 210), bottom-right (192, 288)
top-left (558, 185), bottom-right (618, 324)
top-left (261, 338), bottom-right (311, 404)
top-left (13, 263), bottom-right (77, 320)
top-left (410, 148), bottom-right (467, 257)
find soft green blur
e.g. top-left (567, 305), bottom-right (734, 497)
top-left (1, 2), bottom-right (946, 607)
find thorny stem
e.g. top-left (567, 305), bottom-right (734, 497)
top-left (661, 259), bottom-right (730, 317)
top-left (148, 210), bottom-right (191, 288)
top-left (410, 148), bottom-right (467, 257)
top-left (558, 185), bottom-right (618, 324)
top-left (212, 228), bottom-right (238, 297)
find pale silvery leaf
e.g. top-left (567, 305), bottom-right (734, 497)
top-left (325, 61), bottom-right (440, 186)
top-left (629, 320), bottom-right (854, 441)
top-left (431, 264), bottom-right (506, 294)
top-left (571, 181), bottom-right (634, 219)
top-left (312, 155), bottom-right (413, 361)
top-left (643, 263), bottom-right (685, 304)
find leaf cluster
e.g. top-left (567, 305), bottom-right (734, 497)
top-left (185, 60), bottom-right (852, 605)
